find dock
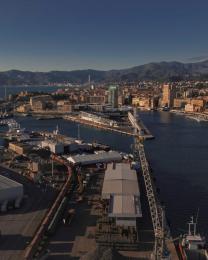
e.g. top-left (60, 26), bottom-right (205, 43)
top-left (63, 115), bottom-right (154, 140)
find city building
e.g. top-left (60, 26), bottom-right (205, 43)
top-left (185, 104), bottom-right (195, 112)
top-left (173, 98), bottom-right (190, 109)
top-left (9, 142), bottom-right (32, 155)
top-left (86, 95), bottom-right (106, 104)
top-left (57, 100), bottom-right (73, 113)
top-left (161, 84), bottom-right (175, 108)
top-left (16, 104), bottom-right (31, 113)
top-left (108, 85), bottom-right (119, 108)
top-left (30, 95), bottom-right (54, 111)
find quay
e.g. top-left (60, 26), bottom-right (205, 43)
top-left (63, 114), bottom-right (154, 140)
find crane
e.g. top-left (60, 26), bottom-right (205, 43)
top-left (131, 107), bottom-right (170, 260)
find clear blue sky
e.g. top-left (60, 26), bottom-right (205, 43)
top-left (0, 0), bottom-right (208, 71)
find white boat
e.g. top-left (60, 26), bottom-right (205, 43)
top-left (178, 216), bottom-right (207, 260)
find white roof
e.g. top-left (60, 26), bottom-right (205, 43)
top-left (105, 163), bottom-right (137, 181)
top-left (67, 151), bottom-right (122, 165)
top-left (0, 175), bottom-right (23, 190)
top-left (109, 194), bottom-right (142, 218)
top-left (102, 179), bottom-right (139, 197)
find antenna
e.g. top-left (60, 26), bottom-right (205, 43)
top-left (88, 74), bottom-right (91, 87)
top-left (194, 208), bottom-right (200, 236)
top-left (78, 124), bottom-right (80, 140)
top-left (51, 159), bottom-right (54, 179)
top-left (4, 86), bottom-right (7, 100)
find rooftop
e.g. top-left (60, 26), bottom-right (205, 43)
top-left (102, 179), bottom-right (140, 197)
top-left (109, 194), bottom-right (142, 218)
top-left (67, 151), bottom-right (122, 165)
top-left (0, 175), bottom-right (23, 190)
top-left (104, 163), bottom-right (137, 181)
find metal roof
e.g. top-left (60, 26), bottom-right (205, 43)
top-left (0, 175), bottom-right (23, 190)
top-left (102, 179), bottom-right (140, 197)
top-left (104, 163), bottom-right (137, 181)
top-left (109, 194), bottom-right (142, 218)
top-left (67, 151), bottom-right (122, 165)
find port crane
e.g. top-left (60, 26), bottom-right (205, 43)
top-left (131, 107), bottom-right (170, 260)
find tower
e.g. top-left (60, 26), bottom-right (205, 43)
top-left (161, 84), bottom-right (175, 108)
top-left (108, 85), bottom-right (119, 108)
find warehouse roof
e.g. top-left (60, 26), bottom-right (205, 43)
top-left (109, 194), bottom-right (142, 218)
top-left (0, 175), bottom-right (23, 190)
top-left (67, 151), bottom-right (122, 165)
top-left (102, 179), bottom-right (139, 198)
top-left (104, 163), bottom-right (137, 181)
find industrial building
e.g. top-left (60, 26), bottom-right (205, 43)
top-left (108, 194), bottom-right (142, 227)
top-left (101, 163), bottom-right (142, 227)
top-left (67, 151), bottom-right (122, 166)
top-left (41, 140), bottom-right (64, 154)
top-left (9, 142), bottom-right (32, 155)
top-left (104, 162), bottom-right (137, 181)
top-left (0, 175), bottom-right (23, 212)
top-left (102, 179), bottom-right (140, 199)
top-left (80, 111), bottom-right (118, 127)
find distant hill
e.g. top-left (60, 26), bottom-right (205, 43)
top-left (1, 60), bottom-right (208, 85)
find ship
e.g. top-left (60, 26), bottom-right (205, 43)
top-left (178, 216), bottom-right (208, 260)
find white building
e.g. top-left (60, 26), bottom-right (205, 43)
top-left (185, 103), bottom-right (194, 112)
top-left (41, 140), bottom-right (64, 154)
top-left (67, 151), bottom-right (122, 166)
top-left (0, 175), bottom-right (23, 212)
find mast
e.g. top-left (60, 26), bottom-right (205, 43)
top-left (77, 124), bottom-right (80, 140)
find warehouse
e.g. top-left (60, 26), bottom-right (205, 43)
top-left (104, 163), bottom-right (137, 181)
top-left (109, 194), bottom-right (142, 227)
top-left (102, 179), bottom-right (140, 199)
top-left (41, 140), bottom-right (64, 154)
top-left (102, 163), bottom-right (139, 199)
top-left (0, 175), bottom-right (24, 212)
top-left (101, 162), bottom-right (142, 227)
top-left (67, 151), bottom-right (122, 166)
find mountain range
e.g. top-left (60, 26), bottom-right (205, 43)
top-left (1, 60), bottom-right (208, 85)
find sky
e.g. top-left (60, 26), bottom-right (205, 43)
top-left (0, 0), bottom-right (208, 71)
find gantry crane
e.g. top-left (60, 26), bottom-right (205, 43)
top-left (131, 107), bottom-right (170, 260)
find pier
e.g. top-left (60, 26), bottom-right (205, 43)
top-left (64, 114), bottom-right (154, 140)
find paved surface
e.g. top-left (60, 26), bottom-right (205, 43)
top-left (0, 165), bottom-right (56, 260)
top-left (46, 171), bottom-right (103, 260)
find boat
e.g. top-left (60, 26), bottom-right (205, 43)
top-left (0, 111), bottom-right (13, 119)
top-left (186, 115), bottom-right (207, 123)
top-left (178, 216), bottom-right (207, 260)
top-left (36, 115), bottom-right (62, 120)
